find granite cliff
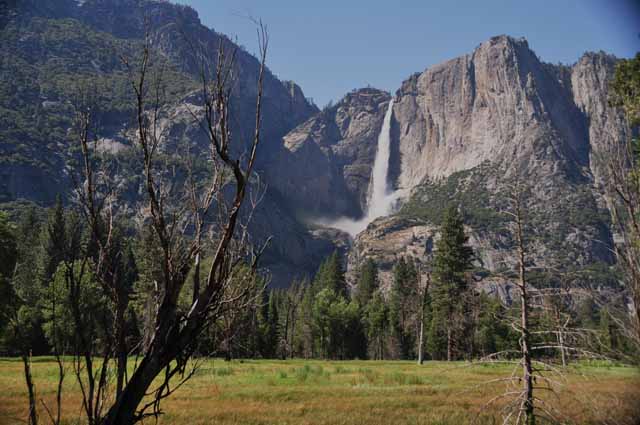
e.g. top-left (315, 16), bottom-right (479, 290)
top-left (343, 36), bottom-right (627, 289)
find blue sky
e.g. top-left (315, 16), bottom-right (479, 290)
top-left (174, 0), bottom-right (639, 107)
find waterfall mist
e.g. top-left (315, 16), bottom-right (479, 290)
top-left (322, 99), bottom-right (399, 237)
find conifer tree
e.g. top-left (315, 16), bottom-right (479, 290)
top-left (264, 291), bottom-right (280, 358)
top-left (364, 291), bottom-right (388, 359)
top-left (314, 251), bottom-right (348, 298)
top-left (0, 211), bottom-right (17, 340)
top-left (40, 196), bottom-right (67, 287)
top-left (428, 206), bottom-right (473, 361)
top-left (298, 281), bottom-right (318, 358)
top-left (389, 257), bottom-right (418, 359)
top-left (355, 258), bottom-right (378, 307)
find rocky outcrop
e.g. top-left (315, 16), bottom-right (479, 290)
top-left (570, 52), bottom-right (630, 186)
top-left (346, 215), bottom-right (515, 292)
top-left (267, 88), bottom-right (391, 218)
top-left (392, 35), bottom-right (593, 190)
top-left (350, 36), bottom-right (626, 290)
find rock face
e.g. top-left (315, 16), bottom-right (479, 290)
top-left (392, 36), bottom-right (591, 189)
top-left (351, 36), bottom-right (628, 289)
top-left (0, 0), bottom-right (317, 204)
top-left (267, 88), bottom-right (391, 218)
top-left (570, 52), bottom-right (629, 186)
top-left (346, 215), bottom-right (516, 294)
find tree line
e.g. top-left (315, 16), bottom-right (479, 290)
top-left (216, 206), bottom-right (634, 363)
top-left (4, 203), bottom-right (629, 365)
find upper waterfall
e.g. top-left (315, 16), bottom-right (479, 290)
top-left (367, 98), bottom-right (395, 220)
top-left (326, 99), bottom-right (398, 237)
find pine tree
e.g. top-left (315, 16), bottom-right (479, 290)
top-left (0, 211), bottom-right (17, 338)
top-left (279, 279), bottom-right (304, 359)
top-left (40, 196), bottom-right (67, 286)
top-left (428, 206), bottom-right (473, 361)
top-left (364, 291), bottom-right (388, 359)
top-left (314, 251), bottom-right (348, 298)
top-left (298, 281), bottom-right (317, 358)
top-left (16, 208), bottom-right (48, 354)
top-left (312, 287), bottom-right (336, 358)
top-left (474, 293), bottom-right (514, 357)
top-left (355, 258), bottom-right (378, 307)
top-left (389, 257), bottom-right (418, 359)
top-left (264, 291), bottom-right (280, 358)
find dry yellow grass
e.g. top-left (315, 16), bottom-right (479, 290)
top-left (0, 358), bottom-right (638, 424)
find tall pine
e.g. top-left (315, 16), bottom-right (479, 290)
top-left (314, 251), bottom-right (348, 297)
top-left (40, 196), bottom-right (67, 286)
top-left (428, 206), bottom-right (473, 361)
top-left (355, 258), bottom-right (378, 307)
top-left (389, 257), bottom-right (418, 359)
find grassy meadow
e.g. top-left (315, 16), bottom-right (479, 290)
top-left (0, 358), bottom-right (638, 425)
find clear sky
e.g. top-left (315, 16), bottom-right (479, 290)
top-left (174, 0), bottom-right (639, 108)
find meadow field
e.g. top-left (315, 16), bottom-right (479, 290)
top-left (0, 358), bottom-right (638, 425)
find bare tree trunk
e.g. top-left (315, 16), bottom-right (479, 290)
top-left (54, 354), bottom-right (64, 425)
top-left (558, 328), bottom-right (567, 367)
top-left (513, 188), bottom-right (535, 425)
top-left (115, 299), bottom-right (127, 401)
top-left (103, 356), bottom-right (164, 425)
top-left (556, 310), bottom-right (568, 367)
top-left (447, 326), bottom-right (452, 362)
top-left (74, 21), bottom-right (271, 425)
top-left (519, 279), bottom-right (535, 425)
top-left (192, 252), bottom-right (200, 305)
top-left (418, 272), bottom-right (430, 365)
top-left (418, 315), bottom-right (425, 364)
top-left (22, 352), bottom-right (37, 425)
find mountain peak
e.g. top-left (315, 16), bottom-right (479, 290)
top-left (473, 34), bottom-right (535, 63)
top-left (338, 88), bottom-right (390, 108)
top-left (575, 50), bottom-right (619, 67)
top-left (485, 34), bottom-right (529, 48)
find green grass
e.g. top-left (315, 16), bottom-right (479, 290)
top-left (0, 358), bottom-right (638, 424)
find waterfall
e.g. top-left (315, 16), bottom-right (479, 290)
top-left (326, 99), bottom-right (398, 237)
top-left (366, 98), bottom-right (395, 220)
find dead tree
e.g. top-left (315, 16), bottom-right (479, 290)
top-left (106, 25), bottom-right (269, 424)
top-left (472, 178), bottom-right (618, 424)
top-left (417, 269), bottom-right (431, 365)
top-left (115, 29), bottom-right (265, 423)
top-left (280, 280), bottom-right (304, 359)
top-left (473, 180), bottom-right (553, 424)
top-left (22, 352), bottom-right (37, 425)
top-left (602, 101), bottom-right (640, 356)
top-left (61, 22), bottom-right (271, 425)
top-left (580, 54), bottom-right (640, 360)
top-left (504, 180), bottom-right (536, 425)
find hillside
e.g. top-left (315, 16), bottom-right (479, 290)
top-left (0, 2), bottom-right (629, 287)
top-left (0, 0), bottom-right (338, 284)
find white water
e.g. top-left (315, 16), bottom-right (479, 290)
top-left (324, 99), bottom-right (399, 237)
